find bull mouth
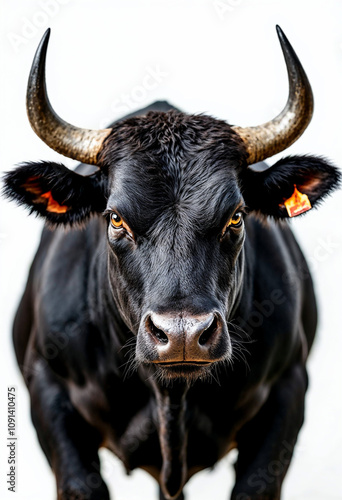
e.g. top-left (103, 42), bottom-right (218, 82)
top-left (150, 360), bottom-right (214, 383)
top-left (154, 361), bottom-right (212, 366)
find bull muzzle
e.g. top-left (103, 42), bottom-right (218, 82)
top-left (137, 310), bottom-right (231, 372)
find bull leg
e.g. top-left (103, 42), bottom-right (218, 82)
top-left (28, 359), bottom-right (109, 500)
top-left (231, 364), bottom-right (307, 500)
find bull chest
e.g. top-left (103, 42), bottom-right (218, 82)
top-left (67, 369), bottom-right (270, 482)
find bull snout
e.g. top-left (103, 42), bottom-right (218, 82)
top-left (137, 311), bottom-right (230, 366)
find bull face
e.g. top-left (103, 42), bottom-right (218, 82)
top-left (100, 114), bottom-right (248, 379)
top-left (3, 28), bottom-right (341, 383)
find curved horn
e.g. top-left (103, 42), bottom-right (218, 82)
top-left (232, 26), bottom-right (314, 165)
top-left (27, 29), bottom-right (112, 165)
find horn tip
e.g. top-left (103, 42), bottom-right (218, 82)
top-left (275, 25), bottom-right (287, 44)
top-left (33, 28), bottom-right (51, 63)
top-left (32, 28), bottom-right (52, 72)
top-left (37, 28), bottom-right (51, 53)
top-left (42, 28), bottom-right (51, 42)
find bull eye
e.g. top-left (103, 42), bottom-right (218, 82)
top-left (221, 211), bottom-right (243, 239)
top-left (229, 212), bottom-right (242, 227)
top-left (111, 212), bottom-right (123, 228)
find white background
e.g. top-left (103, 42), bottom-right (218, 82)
top-left (1, 1), bottom-right (342, 499)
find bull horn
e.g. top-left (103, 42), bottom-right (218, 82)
top-left (27, 29), bottom-right (112, 165)
top-left (232, 26), bottom-right (314, 165)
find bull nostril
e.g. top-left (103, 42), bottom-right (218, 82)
top-left (198, 316), bottom-right (218, 346)
top-left (146, 316), bottom-right (168, 344)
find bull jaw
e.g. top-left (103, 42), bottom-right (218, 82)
top-left (153, 381), bottom-right (189, 499)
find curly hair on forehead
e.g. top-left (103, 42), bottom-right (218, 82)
top-left (98, 110), bottom-right (249, 168)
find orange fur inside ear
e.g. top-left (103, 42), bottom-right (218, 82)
top-left (22, 176), bottom-right (69, 213)
top-left (40, 191), bottom-right (69, 213)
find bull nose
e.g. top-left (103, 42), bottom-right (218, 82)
top-left (143, 311), bottom-right (225, 363)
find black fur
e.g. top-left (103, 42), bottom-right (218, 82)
top-left (241, 154), bottom-right (341, 218)
top-left (4, 105), bottom-right (341, 500)
top-left (3, 161), bottom-right (107, 226)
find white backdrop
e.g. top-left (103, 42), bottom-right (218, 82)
top-left (1, 1), bottom-right (341, 499)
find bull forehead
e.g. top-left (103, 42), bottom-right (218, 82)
top-left (107, 156), bottom-right (243, 242)
top-left (100, 110), bottom-right (248, 161)
top-left (103, 112), bottom-right (246, 235)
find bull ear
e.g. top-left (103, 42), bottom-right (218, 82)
top-left (240, 155), bottom-right (341, 218)
top-left (3, 162), bottom-right (107, 226)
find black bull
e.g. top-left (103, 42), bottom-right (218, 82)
top-left (3, 28), bottom-right (341, 500)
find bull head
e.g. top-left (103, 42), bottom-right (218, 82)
top-left (3, 27), bottom-right (340, 384)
